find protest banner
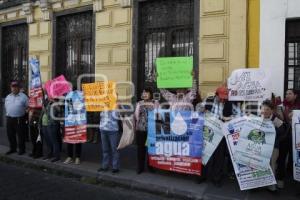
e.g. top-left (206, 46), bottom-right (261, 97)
top-left (228, 69), bottom-right (271, 101)
top-left (292, 110), bottom-right (300, 182)
top-left (234, 116), bottom-right (276, 170)
top-left (224, 117), bottom-right (276, 190)
top-left (45, 75), bottom-right (71, 99)
top-left (147, 110), bottom-right (203, 175)
top-left (156, 57), bottom-right (193, 88)
top-left (82, 81), bottom-right (117, 112)
top-left (64, 91), bottom-right (87, 144)
top-left (28, 58), bottom-right (43, 108)
top-left (202, 114), bottom-right (224, 165)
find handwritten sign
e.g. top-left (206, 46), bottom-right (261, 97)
top-left (156, 57), bottom-right (193, 88)
top-left (82, 81), bottom-right (117, 112)
top-left (44, 75), bottom-right (72, 99)
top-left (228, 69), bottom-right (271, 101)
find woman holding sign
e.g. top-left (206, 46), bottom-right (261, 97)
top-left (135, 88), bottom-right (159, 174)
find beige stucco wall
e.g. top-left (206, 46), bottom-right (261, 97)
top-left (0, 0), bottom-right (247, 98)
top-left (199, 0), bottom-right (247, 97)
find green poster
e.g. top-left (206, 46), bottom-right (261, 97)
top-left (156, 57), bottom-right (193, 88)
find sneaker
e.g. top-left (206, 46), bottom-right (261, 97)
top-left (277, 180), bottom-right (285, 189)
top-left (5, 150), bottom-right (16, 155)
top-left (51, 158), bottom-right (60, 163)
top-left (97, 167), bottom-right (108, 172)
top-left (64, 157), bottom-right (73, 164)
top-left (75, 158), bottom-right (80, 165)
top-left (112, 169), bottom-right (120, 174)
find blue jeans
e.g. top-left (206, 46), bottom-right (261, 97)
top-left (100, 130), bottom-right (120, 170)
top-left (43, 124), bottom-right (60, 159)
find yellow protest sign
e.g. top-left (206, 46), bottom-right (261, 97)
top-left (82, 81), bottom-right (117, 112)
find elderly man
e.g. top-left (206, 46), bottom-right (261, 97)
top-left (5, 81), bottom-right (28, 155)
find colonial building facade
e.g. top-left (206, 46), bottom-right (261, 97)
top-left (0, 0), bottom-right (251, 125)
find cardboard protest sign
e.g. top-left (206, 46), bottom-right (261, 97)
top-left (292, 110), bottom-right (300, 182)
top-left (223, 117), bottom-right (276, 190)
top-left (82, 81), bottom-right (117, 112)
top-left (64, 91), bottom-right (87, 144)
top-left (228, 69), bottom-right (271, 101)
top-left (28, 58), bottom-right (43, 108)
top-left (148, 110), bottom-right (203, 176)
top-left (156, 57), bottom-right (193, 88)
top-left (202, 114), bottom-right (224, 165)
top-left (234, 116), bottom-right (276, 170)
top-left (45, 75), bottom-right (71, 99)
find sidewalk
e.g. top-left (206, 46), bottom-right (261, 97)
top-left (0, 144), bottom-right (299, 200)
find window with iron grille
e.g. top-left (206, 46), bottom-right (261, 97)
top-left (55, 11), bottom-right (94, 87)
top-left (285, 20), bottom-right (300, 93)
top-left (1, 23), bottom-right (28, 97)
top-left (133, 0), bottom-right (199, 98)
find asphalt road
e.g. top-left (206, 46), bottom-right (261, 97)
top-left (0, 162), bottom-right (172, 200)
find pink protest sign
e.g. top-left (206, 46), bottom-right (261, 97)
top-left (45, 75), bottom-right (72, 98)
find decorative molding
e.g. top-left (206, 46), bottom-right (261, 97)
top-left (93, 0), bottom-right (103, 12)
top-left (22, 2), bottom-right (34, 23)
top-left (120, 0), bottom-right (132, 8)
top-left (40, 0), bottom-right (51, 21)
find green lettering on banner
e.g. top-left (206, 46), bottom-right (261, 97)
top-left (156, 57), bottom-right (193, 88)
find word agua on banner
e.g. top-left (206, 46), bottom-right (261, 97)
top-left (44, 75), bottom-right (72, 99)
top-left (233, 117), bottom-right (276, 171)
top-left (82, 81), bottom-right (117, 112)
top-left (202, 114), bottom-right (224, 165)
top-left (228, 69), bottom-right (271, 101)
top-left (28, 58), bottom-right (43, 108)
top-left (147, 110), bottom-right (203, 176)
top-left (64, 91), bottom-right (87, 144)
top-left (156, 57), bottom-right (193, 89)
top-left (292, 110), bottom-right (300, 182)
top-left (224, 117), bottom-right (276, 191)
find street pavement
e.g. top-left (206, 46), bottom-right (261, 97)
top-left (1, 127), bottom-right (300, 200)
top-left (0, 162), bottom-right (171, 200)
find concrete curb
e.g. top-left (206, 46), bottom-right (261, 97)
top-left (0, 152), bottom-right (203, 200)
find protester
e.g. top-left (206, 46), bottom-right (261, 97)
top-left (40, 95), bottom-right (61, 162)
top-left (135, 87), bottom-right (158, 174)
top-left (28, 107), bottom-right (43, 158)
top-left (98, 106), bottom-right (122, 174)
top-left (276, 89), bottom-right (300, 188)
top-left (5, 81), bottom-right (28, 155)
top-left (260, 99), bottom-right (286, 191)
top-left (203, 84), bottom-right (242, 187)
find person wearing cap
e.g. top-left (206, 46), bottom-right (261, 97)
top-left (201, 83), bottom-right (242, 187)
top-left (5, 81), bottom-right (29, 155)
